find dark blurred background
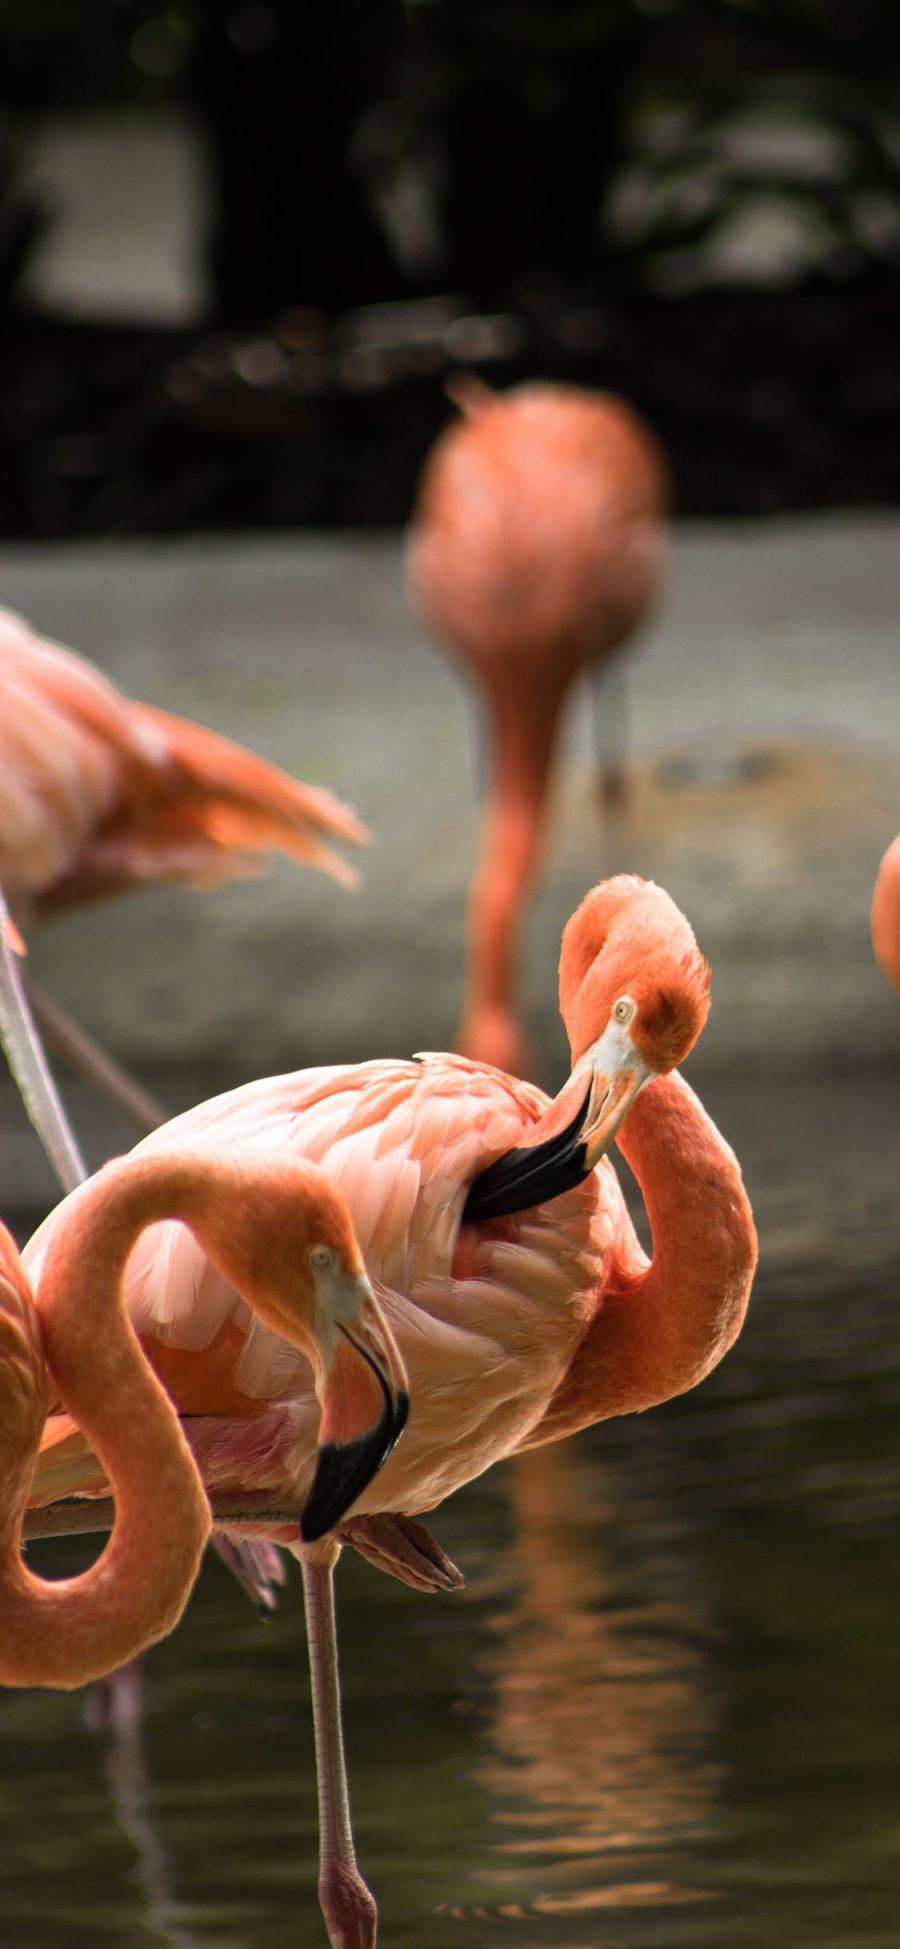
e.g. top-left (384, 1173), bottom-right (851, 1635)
top-left (2, 0), bottom-right (899, 537)
top-left (1, 19), bottom-right (899, 1949)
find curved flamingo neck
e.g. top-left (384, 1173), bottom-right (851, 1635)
top-left (459, 671), bottom-right (567, 1067)
top-left (526, 1072), bottom-right (757, 1444)
top-left (0, 1156), bottom-right (211, 1689)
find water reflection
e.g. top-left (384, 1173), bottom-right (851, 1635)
top-left (469, 1441), bottom-right (720, 1925)
top-left (90, 1699), bottom-right (203, 1949)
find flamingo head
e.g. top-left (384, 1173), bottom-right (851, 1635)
top-left (290, 1178), bottom-right (410, 1543)
top-left (176, 1155), bottom-right (409, 1542)
top-left (461, 877), bottom-right (709, 1225)
top-left (557, 875), bottom-right (710, 1169)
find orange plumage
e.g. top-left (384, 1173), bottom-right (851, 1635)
top-left (871, 833), bottom-right (900, 993)
top-left (27, 879), bottom-right (753, 1530)
top-left (408, 380), bottom-right (670, 1076)
top-left (3, 1149), bottom-right (406, 1687)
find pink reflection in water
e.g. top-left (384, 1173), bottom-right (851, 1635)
top-left (472, 1441), bottom-right (722, 1919)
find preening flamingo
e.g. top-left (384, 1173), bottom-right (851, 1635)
top-left (0, 603), bottom-right (367, 1186)
top-left (408, 380), bottom-right (669, 1074)
top-left (0, 1148), bottom-right (406, 1690)
top-left (871, 833), bottom-right (900, 992)
top-left (25, 875), bottom-right (757, 1948)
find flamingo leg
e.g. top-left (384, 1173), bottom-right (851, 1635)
top-left (457, 679), bottom-right (565, 1076)
top-left (301, 1543), bottom-right (377, 1949)
top-left (591, 656), bottom-right (630, 814)
top-left (84, 1654), bottom-right (145, 1732)
top-left (0, 888), bottom-right (86, 1192)
top-left (26, 977), bottom-right (168, 1136)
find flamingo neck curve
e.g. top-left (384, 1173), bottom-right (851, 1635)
top-left (0, 1156), bottom-right (212, 1690)
top-left (523, 1071), bottom-right (757, 1446)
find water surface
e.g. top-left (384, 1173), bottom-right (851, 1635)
top-left (0, 1069), bottom-right (897, 1947)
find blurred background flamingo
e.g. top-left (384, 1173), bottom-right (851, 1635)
top-left (870, 833), bottom-right (900, 993)
top-left (0, 604), bottom-right (367, 1186)
top-left (408, 379), bottom-right (669, 1077)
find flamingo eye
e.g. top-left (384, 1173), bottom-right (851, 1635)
top-left (613, 996), bottom-right (636, 1026)
top-left (309, 1245), bottom-right (333, 1271)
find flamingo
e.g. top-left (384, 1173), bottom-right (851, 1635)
top-left (23, 874), bottom-right (757, 1948)
top-left (408, 379), bottom-right (669, 1075)
top-left (871, 833), bottom-right (900, 992)
top-left (0, 603), bottom-right (367, 1187)
top-left (0, 1148), bottom-right (407, 1689)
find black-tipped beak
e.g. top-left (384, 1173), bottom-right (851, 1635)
top-left (300, 1386), bottom-right (409, 1543)
top-left (461, 1081), bottom-right (593, 1223)
top-left (462, 1020), bottom-right (652, 1225)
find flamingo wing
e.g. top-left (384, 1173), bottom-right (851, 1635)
top-left (0, 609), bottom-right (155, 910)
top-left (121, 1054), bottom-right (551, 1309)
top-left (0, 607), bottom-right (366, 923)
top-left (26, 1056), bottom-right (621, 1520)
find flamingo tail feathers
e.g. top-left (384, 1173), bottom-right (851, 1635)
top-left (37, 704), bottom-right (369, 914)
top-left (130, 702), bottom-right (371, 886)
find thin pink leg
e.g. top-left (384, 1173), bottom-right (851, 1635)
top-left (592, 655), bottom-right (631, 814)
top-left (301, 1543), bottom-right (377, 1949)
top-left (83, 1655), bottom-right (145, 1732)
top-left (26, 977), bottom-right (167, 1136)
top-left (0, 890), bottom-right (86, 1191)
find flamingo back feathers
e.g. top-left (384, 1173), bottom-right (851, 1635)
top-left (26, 1054), bottom-right (622, 1522)
top-left (131, 1058), bottom-right (615, 1511)
top-left (409, 383), bottom-right (669, 679)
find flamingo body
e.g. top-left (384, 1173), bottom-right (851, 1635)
top-left (871, 833), bottom-right (900, 992)
top-left (410, 382), bottom-right (668, 681)
top-left (27, 1057), bottom-right (599, 1517)
top-left (27, 879), bottom-right (756, 1540)
top-left (408, 382), bottom-right (669, 1073)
